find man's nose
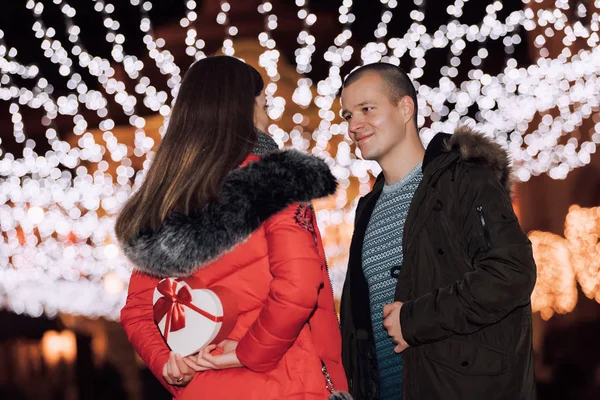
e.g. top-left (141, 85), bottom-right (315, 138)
top-left (348, 118), bottom-right (365, 135)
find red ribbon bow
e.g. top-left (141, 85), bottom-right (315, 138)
top-left (153, 279), bottom-right (224, 341)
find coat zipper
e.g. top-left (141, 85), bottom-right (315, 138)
top-left (317, 256), bottom-right (337, 394)
top-left (476, 205), bottom-right (493, 249)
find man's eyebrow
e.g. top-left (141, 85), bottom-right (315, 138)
top-left (341, 101), bottom-right (377, 117)
top-left (355, 101), bottom-right (375, 107)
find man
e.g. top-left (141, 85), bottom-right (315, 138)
top-left (339, 63), bottom-right (537, 400)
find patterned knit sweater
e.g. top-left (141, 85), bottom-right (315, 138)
top-left (361, 163), bottom-right (423, 400)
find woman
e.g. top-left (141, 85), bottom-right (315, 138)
top-left (116, 56), bottom-right (349, 399)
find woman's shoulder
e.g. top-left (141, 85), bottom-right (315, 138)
top-left (231, 150), bottom-right (336, 199)
top-left (121, 150), bottom-right (337, 279)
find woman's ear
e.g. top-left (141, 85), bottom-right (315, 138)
top-left (253, 95), bottom-right (268, 132)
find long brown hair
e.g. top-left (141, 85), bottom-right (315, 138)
top-left (115, 56), bottom-right (264, 244)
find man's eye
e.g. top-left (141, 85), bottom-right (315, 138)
top-left (344, 115), bottom-right (352, 121)
top-left (363, 107), bottom-right (372, 112)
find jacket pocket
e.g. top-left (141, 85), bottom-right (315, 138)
top-left (476, 205), bottom-right (493, 250)
top-left (424, 339), bottom-right (506, 376)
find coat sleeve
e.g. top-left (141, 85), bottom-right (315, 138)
top-left (120, 270), bottom-right (182, 398)
top-left (236, 203), bottom-right (324, 372)
top-left (400, 166), bottom-right (537, 346)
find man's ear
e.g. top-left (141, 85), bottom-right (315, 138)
top-left (398, 96), bottom-right (415, 123)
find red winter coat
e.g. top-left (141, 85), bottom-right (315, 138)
top-left (119, 150), bottom-right (348, 399)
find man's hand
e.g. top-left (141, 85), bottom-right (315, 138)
top-left (383, 301), bottom-right (410, 353)
top-left (162, 352), bottom-right (196, 386)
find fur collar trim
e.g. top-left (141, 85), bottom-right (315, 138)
top-left (121, 150), bottom-right (337, 278)
top-left (444, 126), bottom-right (513, 194)
top-left (423, 126), bottom-right (513, 195)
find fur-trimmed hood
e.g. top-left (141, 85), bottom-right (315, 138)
top-left (424, 126), bottom-right (513, 195)
top-left (121, 150), bottom-right (337, 278)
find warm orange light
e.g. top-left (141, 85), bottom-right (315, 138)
top-left (529, 205), bottom-right (600, 318)
top-left (564, 205), bottom-right (600, 301)
top-left (529, 231), bottom-right (577, 320)
top-left (41, 330), bottom-right (77, 366)
top-left (41, 331), bottom-right (62, 366)
top-left (60, 330), bottom-right (77, 363)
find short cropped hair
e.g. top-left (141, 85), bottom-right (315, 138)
top-left (343, 63), bottom-right (418, 125)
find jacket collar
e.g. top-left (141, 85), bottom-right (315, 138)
top-left (361, 127), bottom-right (512, 205)
top-left (423, 126), bottom-right (513, 194)
top-left (121, 150), bottom-right (337, 278)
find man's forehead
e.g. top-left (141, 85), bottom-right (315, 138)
top-left (341, 89), bottom-right (381, 110)
top-left (342, 75), bottom-right (385, 102)
top-left (345, 72), bottom-right (385, 89)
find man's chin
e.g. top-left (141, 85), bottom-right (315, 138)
top-left (359, 150), bottom-right (377, 161)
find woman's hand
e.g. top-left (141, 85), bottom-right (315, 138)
top-left (188, 339), bottom-right (243, 371)
top-left (162, 352), bottom-right (196, 386)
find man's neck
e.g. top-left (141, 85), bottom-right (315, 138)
top-left (378, 133), bottom-right (425, 185)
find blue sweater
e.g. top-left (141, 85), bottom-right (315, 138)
top-left (362, 164), bottom-right (423, 400)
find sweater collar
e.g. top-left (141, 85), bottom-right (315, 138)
top-left (251, 131), bottom-right (279, 156)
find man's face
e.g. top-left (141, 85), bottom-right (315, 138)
top-left (341, 73), bottom-right (410, 162)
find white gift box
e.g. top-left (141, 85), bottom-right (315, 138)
top-left (152, 278), bottom-right (237, 357)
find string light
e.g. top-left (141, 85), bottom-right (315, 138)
top-left (256, 1), bottom-right (287, 148)
top-left (360, 0), bottom-right (399, 64)
top-left (0, 0), bottom-right (599, 319)
top-left (308, 0), bottom-right (363, 291)
top-left (26, 0), bottom-right (134, 169)
top-left (293, 0), bottom-right (316, 74)
top-left (218, 2), bottom-right (236, 57)
top-left (182, 0), bottom-right (206, 60)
